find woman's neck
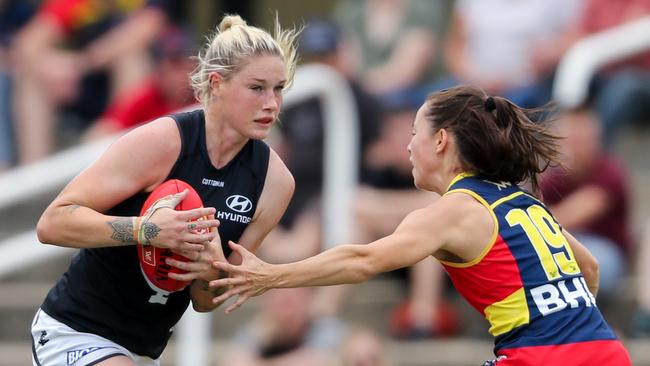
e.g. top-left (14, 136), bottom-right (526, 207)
top-left (204, 109), bottom-right (248, 169)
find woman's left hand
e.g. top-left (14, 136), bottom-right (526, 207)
top-left (208, 241), bottom-right (276, 313)
top-left (166, 222), bottom-right (226, 283)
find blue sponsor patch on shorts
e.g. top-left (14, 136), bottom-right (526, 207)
top-left (67, 346), bottom-right (115, 365)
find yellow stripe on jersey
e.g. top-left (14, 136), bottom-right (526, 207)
top-left (440, 188), bottom-right (499, 268)
top-left (484, 287), bottom-right (530, 336)
top-left (445, 172), bottom-right (476, 192)
top-left (490, 191), bottom-right (525, 209)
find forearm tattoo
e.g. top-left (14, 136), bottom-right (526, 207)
top-left (108, 218), bottom-right (136, 244)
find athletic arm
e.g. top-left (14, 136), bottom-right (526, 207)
top-left (83, 6), bottom-right (167, 71)
top-left (36, 117), bottom-right (217, 250)
top-left (564, 229), bottom-right (600, 297)
top-left (211, 197), bottom-right (463, 313)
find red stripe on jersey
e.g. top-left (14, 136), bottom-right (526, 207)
top-left (443, 235), bottom-right (523, 315)
top-left (494, 339), bottom-right (631, 365)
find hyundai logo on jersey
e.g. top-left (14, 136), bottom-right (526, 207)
top-left (226, 195), bottom-right (253, 213)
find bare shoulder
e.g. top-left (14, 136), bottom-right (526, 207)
top-left (50, 117), bottom-right (182, 212)
top-left (437, 191), bottom-right (496, 260)
top-left (264, 147), bottom-right (295, 199)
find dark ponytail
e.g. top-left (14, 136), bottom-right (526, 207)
top-left (424, 85), bottom-right (560, 191)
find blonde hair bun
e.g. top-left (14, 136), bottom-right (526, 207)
top-left (218, 15), bottom-right (247, 32)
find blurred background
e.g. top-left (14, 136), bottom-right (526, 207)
top-left (1, 0), bottom-right (650, 365)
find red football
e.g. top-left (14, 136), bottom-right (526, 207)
top-left (138, 179), bottom-right (207, 292)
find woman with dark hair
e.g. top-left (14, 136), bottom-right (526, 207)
top-left (190, 85), bottom-right (631, 365)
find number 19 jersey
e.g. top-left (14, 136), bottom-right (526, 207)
top-left (441, 174), bottom-right (629, 364)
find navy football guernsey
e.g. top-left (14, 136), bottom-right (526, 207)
top-left (441, 173), bottom-right (618, 354)
top-left (41, 109), bottom-right (270, 358)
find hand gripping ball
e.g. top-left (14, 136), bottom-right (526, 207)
top-left (138, 179), bottom-right (207, 292)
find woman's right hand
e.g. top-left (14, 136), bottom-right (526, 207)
top-left (138, 190), bottom-right (219, 252)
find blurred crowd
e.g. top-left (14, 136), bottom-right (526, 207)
top-left (2, 0), bottom-right (650, 364)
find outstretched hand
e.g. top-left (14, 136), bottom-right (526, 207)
top-left (209, 241), bottom-right (276, 314)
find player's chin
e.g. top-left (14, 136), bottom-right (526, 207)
top-left (247, 127), bottom-right (271, 140)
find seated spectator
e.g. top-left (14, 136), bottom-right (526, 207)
top-left (218, 287), bottom-right (344, 366)
top-left (545, 0), bottom-right (650, 148)
top-left (340, 326), bottom-right (391, 366)
top-left (540, 106), bottom-right (631, 296)
top-left (0, 0), bottom-right (37, 171)
top-left (82, 26), bottom-right (197, 141)
top-left (267, 18), bottom-right (382, 243)
top-left (257, 17), bottom-right (383, 329)
top-left (332, 0), bottom-right (447, 101)
top-left (11, 0), bottom-right (169, 164)
top-left (358, 103), bottom-right (456, 339)
top-left (436, 0), bottom-right (583, 108)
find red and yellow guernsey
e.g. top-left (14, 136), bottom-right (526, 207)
top-left (442, 174), bottom-right (630, 364)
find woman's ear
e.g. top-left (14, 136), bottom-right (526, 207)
top-left (435, 128), bottom-right (448, 153)
top-left (209, 72), bottom-right (222, 95)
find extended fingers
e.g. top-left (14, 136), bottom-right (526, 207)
top-left (212, 260), bottom-right (239, 275)
top-left (166, 259), bottom-right (207, 280)
top-left (187, 219), bottom-right (220, 232)
top-left (209, 275), bottom-right (247, 288)
top-left (225, 294), bottom-right (250, 314)
top-left (180, 207), bottom-right (217, 221)
top-left (172, 249), bottom-right (202, 262)
top-left (179, 242), bottom-right (205, 252)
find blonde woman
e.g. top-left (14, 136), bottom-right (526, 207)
top-left (31, 14), bottom-right (299, 366)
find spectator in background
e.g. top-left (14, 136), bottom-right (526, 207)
top-left (11, 0), bottom-right (170, 165)
top-left (263, 19), bottom-right (449, 340)
top-left (218, 287), bottom-right (341, 366)
top-left (82, 26), bottom-right (197, 141)
top-left (554, 0), bottom-right (650, 147)
top-left (340, 326), bottom-right (391, 366)
top-left (540, 106), bottom-right (631, 297)
top-left (359, 104), bottom-right (455, 339)
top-left (0, 0), bottom-right (37, 171)
top-left (257, 17), bottom-right (383, 328)
top-left (263, 18), bottom-right (382, 257)
top-left (440, 0), bottom-right (583, 108)
top-left (333, 0), bottom-right (447, 102)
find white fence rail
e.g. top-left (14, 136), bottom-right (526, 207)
top-left (552, 16), bottom-right (650, 108)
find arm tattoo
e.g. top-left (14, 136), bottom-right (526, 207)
top-left (108, 218), bottom-right (136, 245)
top-left (140, 222), bottom-right (161, 245)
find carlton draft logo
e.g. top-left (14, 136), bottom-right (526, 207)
top-left (226, 195), bottom-right (253, 213)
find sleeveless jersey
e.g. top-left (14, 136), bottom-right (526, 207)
top-left (41, 109), bottom-right (270, 358)
top-left (441, 174), bottom-right (617, 352)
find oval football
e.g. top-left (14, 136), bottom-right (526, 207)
top-left (138, 179), bottom-right (205, 292)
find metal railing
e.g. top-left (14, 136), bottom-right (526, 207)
top-left (552, 16), bottom-right (650, 108)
